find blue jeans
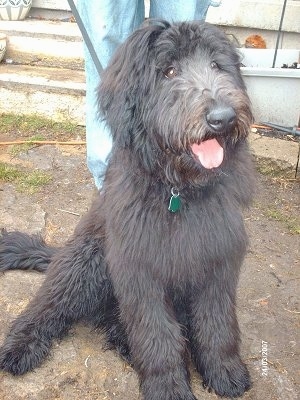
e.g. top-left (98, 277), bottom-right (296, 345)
top-left (77, 0), bottom-right (221, 188)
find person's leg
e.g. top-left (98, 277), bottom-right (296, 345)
top-left (77, 0), bottom-right (144, 189)
top-left (149, 0), bottom-right (217, 21)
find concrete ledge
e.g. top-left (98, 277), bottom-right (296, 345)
top-left (0, 20), bottom-right (84, 69)
top-left (0, 87), bottom-right (85, 125)
top-left (249, 132), bottom-right (299, 178)
top-left (0, 19), bottom-right (81, 39)
top-left (0, 65), bottom-right (85, 124)
top-left (0, 64), bottom-right (85, 94)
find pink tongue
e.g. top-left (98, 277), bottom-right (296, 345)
top-left (191, 139), bottom-right (224, 169)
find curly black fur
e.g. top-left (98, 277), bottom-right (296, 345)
top-left (0, 21), bottom-right (255, 399)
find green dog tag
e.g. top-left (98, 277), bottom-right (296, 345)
top-left (168, 188), bottom-right (181, 212)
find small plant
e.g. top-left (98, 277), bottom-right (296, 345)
top-left (265, 207), bottom-right (300, 235)
top-left (0, 163), bottom-right (21, 182)
top-left (0, 113), bottom-right (85, 139)
top-left (0, 162), bottom-right (52, 193)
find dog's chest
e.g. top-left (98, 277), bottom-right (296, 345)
top-left (106, 191), bottom-right (247, 284)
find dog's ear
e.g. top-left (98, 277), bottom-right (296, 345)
top-left (98, 21), bottom-right (169, 148)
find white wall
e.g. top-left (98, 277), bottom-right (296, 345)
top-left (206, 0), bottom-right (300, 33)
top-left (32, 0), bottom-right (300, 34)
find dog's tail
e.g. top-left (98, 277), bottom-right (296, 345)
top-left (0, 229), bottom-right (58, 272)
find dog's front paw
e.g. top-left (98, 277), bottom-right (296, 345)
top-left (202, 358), bottom-right (251, 398)
top-left (0, 337), bottom-right (50, 375)
top-left (141, 372), bottom-right (197, 400)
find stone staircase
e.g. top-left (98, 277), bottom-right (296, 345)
top-left (0, 19), bottom-right (86, 124)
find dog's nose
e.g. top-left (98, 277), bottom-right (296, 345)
top-left (206, 106), bottom-right (236, 131)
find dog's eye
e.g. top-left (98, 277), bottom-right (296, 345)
top-left (210, 61), bottom-right (219, 69)
top-left (163, 66), bottom-right (177, 78)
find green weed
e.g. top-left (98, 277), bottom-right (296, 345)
top-left (265, 207), bottom-right (300, 235)
top-left (0, 162), bottom-right (52, 193)
top-left (0, 113), bottom-right (84, 139)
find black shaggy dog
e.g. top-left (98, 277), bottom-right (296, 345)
top-left (0, 21), bottom-right (255, 399)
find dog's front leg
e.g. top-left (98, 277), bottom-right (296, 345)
top-left (189, 265), bottom-right (251, 398)
top-left (0, 237), bottom-right (109, 375)
top-left (111, 270), bottom-right (196, 400)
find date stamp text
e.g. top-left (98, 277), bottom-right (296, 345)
top-left (261, 340), bottom-right (268, 377)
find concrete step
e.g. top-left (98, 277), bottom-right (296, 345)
top-left (0, 19), bottom-right (84, 69)
top-left (0, 64), bottom-right (86, 124)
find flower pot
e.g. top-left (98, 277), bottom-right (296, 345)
top-left (0, 0), bottom-right (32, 21)
top-left (240, 49), bottom-right (300, 125)
top-left (0, 33), bottom-right (6, 61)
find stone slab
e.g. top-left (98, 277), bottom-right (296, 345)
top-left (249, 132), bottom-right (299, 178)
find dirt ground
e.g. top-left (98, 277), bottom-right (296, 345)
top-left (0, 137), bottom-right (299, 400)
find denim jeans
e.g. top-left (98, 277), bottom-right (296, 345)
top-left (77, 0), bottom-right (221, 189)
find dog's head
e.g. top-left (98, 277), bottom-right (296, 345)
top-left (99, 21), bottom-right (253, 187)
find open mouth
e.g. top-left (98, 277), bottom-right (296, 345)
top-left (190, 138), bottom-right (224, 169)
